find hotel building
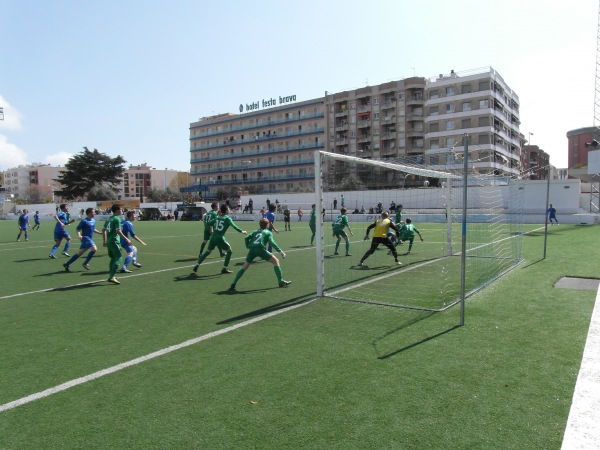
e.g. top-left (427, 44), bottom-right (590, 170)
top-left (190, 67), bottom-right (522, 197)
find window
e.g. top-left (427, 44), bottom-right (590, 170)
top-left (373, 98), bottom-right (379, 104)
top-left (446, 121), bottom-right (455, 131)
top-left (445, 86), bottom-right (455, 96)
top-left (462, 102), bottom-right (471, 111)
top-left (445, 104), bottom-right (455, 113)
top-left (429, 122), bottom-right (439, 133)
top-left (461, 84), bottom-right (472, 94)
top-left (428, 106), bottom-right (439, 116)
top-left (446, 137), bottom-right (456, 147)
top-left (478, 117), bottom-right (490, 127)
top-left (429, 90), bottom-right (439, 99)
top-left (461, 118), bottom-right (472, 128)
top-left (430, 139), bottom-right (439, 149)
top-left (478, 80), bottom-right (490, 91)
top-left (479, 99), bottom-right (490, 109)
top-left (398, 92), bottom-right (405, 100)
top-left (373, 112), bottom-right (379, 120)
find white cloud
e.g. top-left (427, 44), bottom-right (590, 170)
top-left (44, 152), bottom-right (73, 166)
top-left (0, 95), bottom-right (23, 131)
top-left (0, 135), bottom-right (28, 169)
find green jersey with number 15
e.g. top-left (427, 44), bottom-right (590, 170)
top-left (209, 214), bottom-right (243, 240)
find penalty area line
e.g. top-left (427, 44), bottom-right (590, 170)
top-left (0, 296), bottom-right (317, 414)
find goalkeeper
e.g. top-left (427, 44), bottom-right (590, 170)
top-left (357, 211), bottom-right (401, 267)
top-left (397, 218), bottom-right (423, 254)
top-left (228, 218), bottom-right (291, 291)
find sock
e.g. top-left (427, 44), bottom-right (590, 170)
top-left (133, 249), bottom-right (138, 263)
top-left (233, 268), bottom-right (246, 285)
top-left (25, 232), bottom-right (28, 239)
top-left (84, 251), bottom-right (95, 264)
top-left (123, 255), bottom-right (132, 268)
top-left (50, 244), bottom-right (59, 255)
top-left (199, 242), bottom-right (207, 255)
top-left (224, 251), bottom-right (232, 268)
top-left (197, 251), bottom-right (209, 264)
top-left (335, 240), bottom-right (340, 253)
top-left (66, 254), bottom-right (79, 265)
top-left (63, 242), bottom-right (71, 253)
top-left (274, 265), bottom-right (283, 283)
top-left (345, 241), bottom-right (350, 254)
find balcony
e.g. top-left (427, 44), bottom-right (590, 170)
top-left (381, 132), bottom-right (397, 140)
top-left (407, 130), bottom-right (424, 137)
top-left (406, 96), bottom-right (424, 106)
top-left (358, 104), bottom-right (371, 113)
top-left (406, 113), bottom-right (423, 122)
top-left (357, 135), bottom-right (372, 143)
top-left (381, 100), bottom-right (397, 110)
top-left (357, 120), bottom-right (371, 128)
top-left (335, 108), bottom-right (348, 116)
top-left (190, 141), bottom-right (325, 164)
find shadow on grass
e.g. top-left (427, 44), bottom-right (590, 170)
top-left (15, 258), bottom-right (56, 263)
top-left (216, 293), bottom-right (316, 325)
top-left (373, 310), bottom-right (462, 359)
top-left (174, 258), bottom-right (197, 263)
top-left (49, 281), bottom-right (105, 292)
top-left (174, 273), bottom-right (222, 282)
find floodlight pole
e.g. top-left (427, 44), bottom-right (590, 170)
top-left (459, 133), bottom-right (469, 326)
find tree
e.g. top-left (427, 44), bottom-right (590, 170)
top-left (55, 147), bottom-right (126, 200)
top-left (87, 184), bottom-right (117, 201)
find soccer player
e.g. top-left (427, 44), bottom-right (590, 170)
top-left (192, 204), bottom-right (247, 275)
top-left (32, 211), bottom-right (41, 231)
top-left (262, 203), bottom-right (279, 252)
top-left (199, 202), bottom-right (219, 257)
top-left (119, 210), bottom-right (147, 273)
top-left (395, 204), bottom-right (403, 224)
top-left (547, 204), bottom-right (559, 225)
top-left (357, 211), bottom-right (401, 267)
top-left (397, 218), bottom-right (423, 254)
top-left (49, 204), bottom-right (74, 258)
top-left (63, 208), bottom-right (102, 272)
top-left (17, 209), bottom-right (30, 241)
top-left (309, 204), bottom-right (317, 246)
top-left (283, 206), bottom-right (291, 231)
top-left (332, 207), bottom-right (353, 256)
top-left (228, 218), bottom-right (291, 291)
top-left (102, 204), bottom-right (131, 285)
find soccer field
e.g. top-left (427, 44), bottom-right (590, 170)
top-left (0, 219), bottom-right (597, 448)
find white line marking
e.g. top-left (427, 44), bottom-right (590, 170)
top-left (0, 297), bottom-right (317, 413)
top-left (561, 287), bottom-right (600, 449)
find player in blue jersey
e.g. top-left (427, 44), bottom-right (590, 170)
top-left (119, 210), bottom-right (147, 273)
top-left (32, 211), bottom-right (41, 230)
top-left (49, 204), bottom-right (74, 258)
top-left (262, 203), bottom-right (279, 252)
top-left (17, 209), bottom-right (30, 241)
top-left (63, 208), bottom-right (102, 272)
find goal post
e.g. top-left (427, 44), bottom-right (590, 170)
top-left (314, 149), bottom-right (524, 314)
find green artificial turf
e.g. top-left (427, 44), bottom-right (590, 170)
top-left (0, 218), bottom-right (597, 448)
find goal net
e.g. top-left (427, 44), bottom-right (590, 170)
top-left (315, 150), bottom-right (524, 312)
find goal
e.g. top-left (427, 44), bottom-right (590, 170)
top-left (314, 149), bottom-right (524, 316)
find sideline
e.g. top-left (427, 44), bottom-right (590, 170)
top-left (0, 297), bottom-right (317, 413)
top-left (562, 286), bottom-right (600, 449)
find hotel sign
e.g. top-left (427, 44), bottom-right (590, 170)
top-left (239, 94), bottom-right (297, 113)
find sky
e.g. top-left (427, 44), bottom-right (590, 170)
top-left (0, 0), bottom-right (597, 172)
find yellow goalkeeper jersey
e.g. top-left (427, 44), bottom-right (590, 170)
top-left (372, 218), bottom-right (393, 237)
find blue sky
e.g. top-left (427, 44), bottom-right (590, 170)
top-left (0, 0), bottom-right (596, 171)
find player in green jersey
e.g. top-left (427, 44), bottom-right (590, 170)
top-left (397, 218), bottom-right (423, 254)
top-left (394, 204), bottom-right (403, 224)
top-left (192, 204), bottom-right (247, 274)
top-left (228, 218), bottom-right (291, 291)
top-left (309, 204), bottom-right (317, 246)
top-left (199, 202), bottom-right (219, 256)
top-left (332, 207), bottom-right (353, 256)
top-left (102, 204), bottom-right (131, 285)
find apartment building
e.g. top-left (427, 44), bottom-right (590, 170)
top-left (189, 98), bottom-right (325, 197)
top-left (1, 163), bottom-right (182, 201)
top-left (522, 145), bottom-right (550, 179)
top-left (423, 67), bottom-right (521, 176)
top-left (190, 67), bottom-right (522, 194)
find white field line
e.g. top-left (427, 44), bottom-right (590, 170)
top-left (0, 297), bottom-right (317, 413)
top-left (561, 287), bottom-right (600, 450)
